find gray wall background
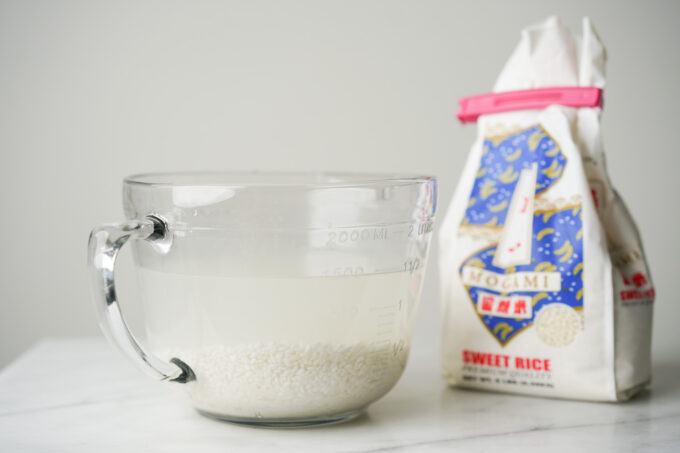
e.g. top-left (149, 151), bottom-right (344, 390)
top-left (1, 0), bottom-right (678, 368)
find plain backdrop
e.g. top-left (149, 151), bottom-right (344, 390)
top-left (1, 0), bottom-right (679, 369)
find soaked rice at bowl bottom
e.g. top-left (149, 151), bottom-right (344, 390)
top-left (160, 342), bottom-right (409, 419)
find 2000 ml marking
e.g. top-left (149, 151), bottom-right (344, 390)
top-left (327, 227), bottom-right (390, 246)
top-left (326, 222), bottom-right (433, 247)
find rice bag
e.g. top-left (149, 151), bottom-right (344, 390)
top-left (439, 16), bottom-right (655, 401)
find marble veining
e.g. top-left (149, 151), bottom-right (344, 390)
top-left (0, 339), bottom-right (678, 452)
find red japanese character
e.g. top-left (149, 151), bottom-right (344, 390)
top-left (497, 300), bottom-right (510, 314)
top-left (632, 272), bottom-right (647, 288)
top-left (481, 296), bottom-right (494, 312)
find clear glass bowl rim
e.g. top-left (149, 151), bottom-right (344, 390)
top-left (124, 171), bottom-right (435, 190)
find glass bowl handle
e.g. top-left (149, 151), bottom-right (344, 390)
top-left (87, 215), bottom-right (194, 383)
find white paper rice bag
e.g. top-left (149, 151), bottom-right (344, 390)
top-left (439, 16), bottom-right (655, 401)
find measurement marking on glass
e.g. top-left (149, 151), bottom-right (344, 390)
top-left (375, 267), bottom-right (403, 274)
top-left (408, 221), bottom-right (434, 237)
top-left (326, 227), bottom-right (390, 246)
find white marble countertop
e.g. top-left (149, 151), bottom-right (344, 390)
top-left (0, 338), bottom-right (678, 452)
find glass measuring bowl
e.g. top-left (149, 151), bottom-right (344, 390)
top-left (88, 172), bottom-right (437, 427)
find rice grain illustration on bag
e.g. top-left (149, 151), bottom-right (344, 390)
top-left (439, 16), bottom-right (655, 401)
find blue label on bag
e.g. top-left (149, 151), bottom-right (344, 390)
top-left (459, 125), bottom-right (584, 346)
